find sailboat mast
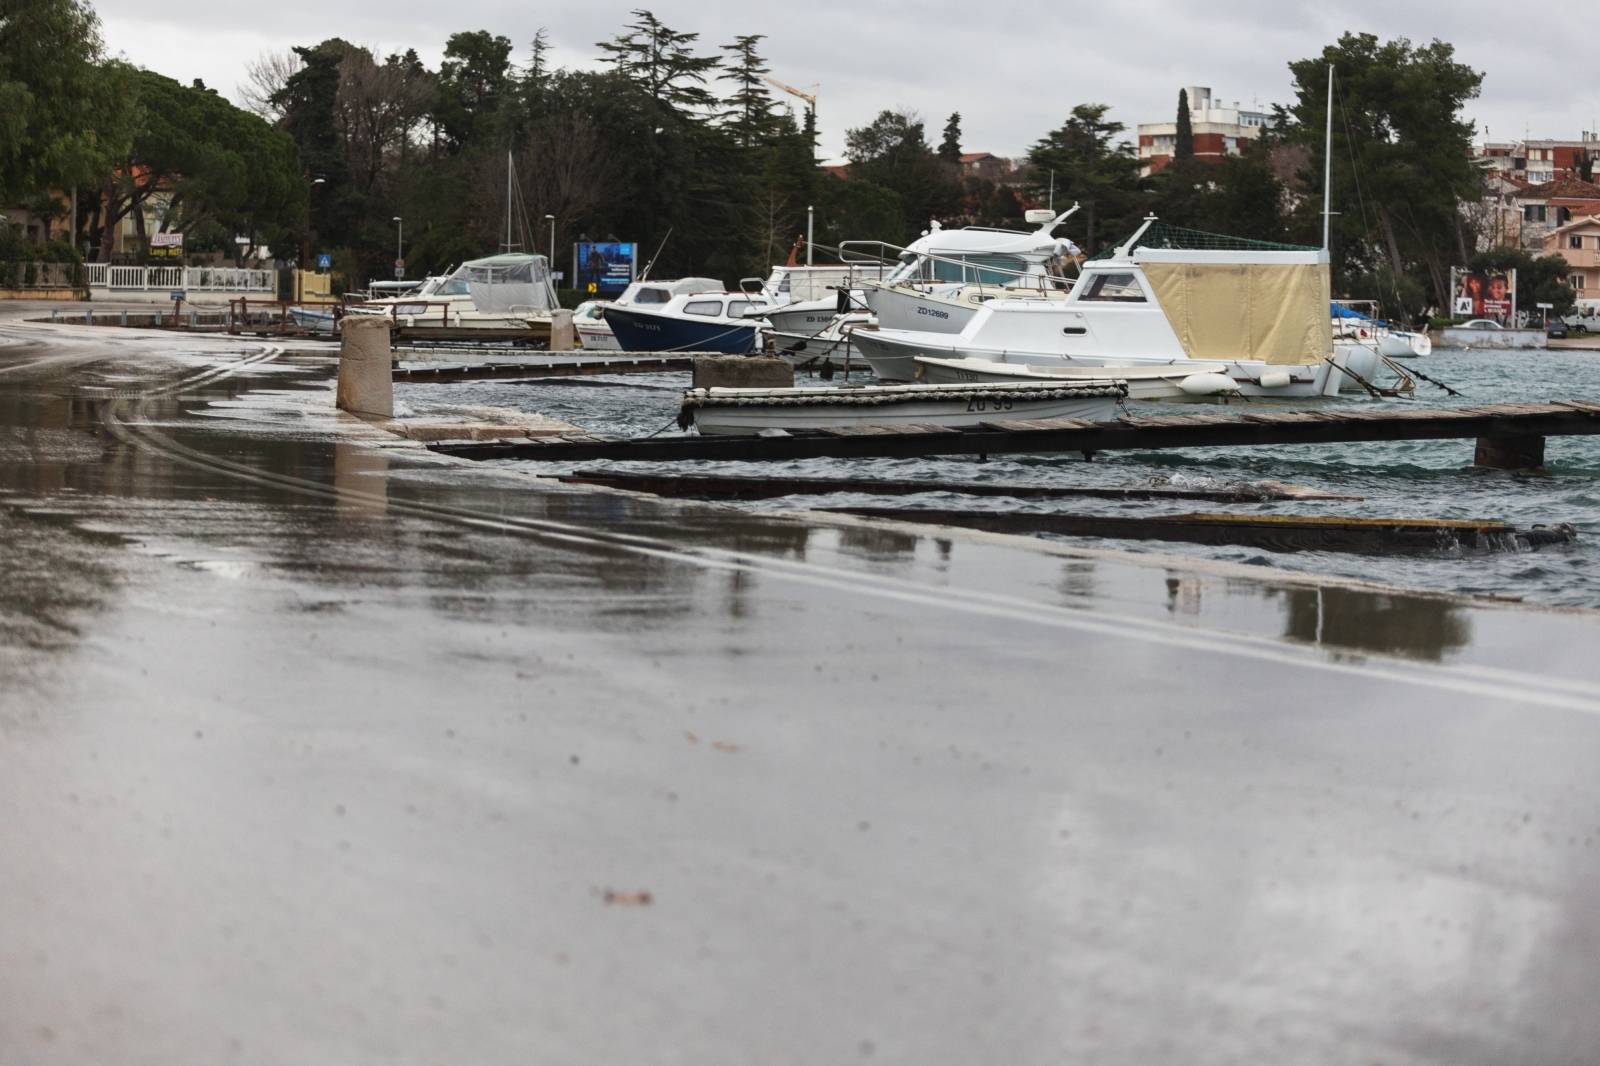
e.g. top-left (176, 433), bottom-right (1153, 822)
top-left (1322, 64), bottom-right (1334, 251)
top-left (505, 150), bottom-right (514, 253)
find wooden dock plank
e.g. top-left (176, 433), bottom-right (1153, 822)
top-left (425, 400), bottom-right (1600, 465)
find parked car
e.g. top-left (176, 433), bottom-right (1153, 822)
top-left (1561, 308), bottom-right (1599, 333)
top-left (1548, 321), bottom-right (1570, 339)
top-left (1459, 319), bottom-right (1504, 330)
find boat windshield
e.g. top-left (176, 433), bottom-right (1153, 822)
top-left (433, 277), bottom-right (471, 297)
top-left (887, 253), bottom-right (1031, 286)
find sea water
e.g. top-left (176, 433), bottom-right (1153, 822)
top-left (404, 346), bottom-right (1600, 609)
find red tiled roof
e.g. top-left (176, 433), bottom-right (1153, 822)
top-left (960, 152), bottom-right (994, 163)
top-left (1520, 176), bottom-right (1600, 200)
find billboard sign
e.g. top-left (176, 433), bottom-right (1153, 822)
top-left (1452, 266), bottom-right (1518, 324)
top-left (574, 241), bottom-right (636, 295)
top-left (149, 232), bottom-right (183, 260)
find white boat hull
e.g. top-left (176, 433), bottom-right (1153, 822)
top-left (765, 299), bottom-right (850, 337)
top-left (1377, 330), bottom-right (1431, 358)
top-left (862, 284), bottom-right (976, 333)
top-left (913, 356), bottom-right (1236, 401)
top-left (576, 325), bottom-right (621, 350)
top-left (857, 325), bottom-right (1384, 400)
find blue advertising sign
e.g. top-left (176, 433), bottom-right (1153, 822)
top-left (575, 241), bottom-right (636, 295)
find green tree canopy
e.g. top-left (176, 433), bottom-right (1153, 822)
top-left (96, 68), bottom-right (304, 263)
top-left (1026, 104), bottom-right (1145, 252)
top-left (0, 0), bottom-right (129, 203)
top-left (1283, 32), bottom-right (1484, 311)
top-left (845, 109), bottom-right (960, 242)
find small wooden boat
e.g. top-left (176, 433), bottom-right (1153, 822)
top-left (678, 380), bottom-right (1127, 436)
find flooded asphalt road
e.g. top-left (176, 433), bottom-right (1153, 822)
top-left (3, 312), bottom-right (1600, 1065)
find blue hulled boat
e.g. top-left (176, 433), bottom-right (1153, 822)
top-left (604, 290), bottom-right (770, 354)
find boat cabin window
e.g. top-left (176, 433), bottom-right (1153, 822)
top-left (899, 253), bottom-right (1029, 286)
top-left (683, 300), bottom-right (724, 317)
top-left (635, 287), bottom-right (671, 304)
top-left (1077, 273), bottom-right (1146, 302)
top-left (960, 254), bottom-right (1030, 286)
top-left (724, 300), bottom-right (758, 318)
top-left (435, 278), bottom-right (470, 297)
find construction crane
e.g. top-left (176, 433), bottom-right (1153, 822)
top-left (764, 76), bottom-right (819, 116)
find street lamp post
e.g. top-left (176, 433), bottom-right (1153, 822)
top-left (392, 216), bottom-right (404, 278)
top-left (299, 176), bottom-right (325, 302)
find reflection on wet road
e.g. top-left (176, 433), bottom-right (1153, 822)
top-left (2, 317), bottom-right (1599, 1064)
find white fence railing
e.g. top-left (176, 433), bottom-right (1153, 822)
top-left (84, 264), bottom-right (275, 293)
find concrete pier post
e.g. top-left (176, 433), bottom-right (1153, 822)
top-left (337, 316), bottom-right (394, 418)
top-left (1474, 433), bottom-right (1545, 471)
top-left (549, 308), bottom-right (575, 352)
top-left (692, 356), bottom-right (795, 390)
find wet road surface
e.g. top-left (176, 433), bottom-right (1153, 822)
top-left (2, 309), bottom-right (1599, 1064)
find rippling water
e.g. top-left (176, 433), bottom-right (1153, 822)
top-left (405, 346), bottom-right (1600, 608)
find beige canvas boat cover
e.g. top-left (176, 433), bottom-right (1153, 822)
top-left (1142, 261), bottom-right (1332, 366)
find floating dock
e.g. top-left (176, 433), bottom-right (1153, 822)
top-left (556, 470), bottom-right (1362, 503)
top-left (392, 356), bottom-right (695, 383)
top-left (429, 401), bottom-right (1600, 470)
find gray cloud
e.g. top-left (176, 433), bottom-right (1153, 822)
top-left (91, 0), bottom-right (1592, 160)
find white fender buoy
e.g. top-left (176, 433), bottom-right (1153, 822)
top-left (1177, 372), bottom-right (1240, 397)
top-left (1258, 370), bottom-right (1293, 389)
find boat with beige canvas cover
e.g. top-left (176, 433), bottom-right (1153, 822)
top-left (857, 219), bottom-right (1401, 401)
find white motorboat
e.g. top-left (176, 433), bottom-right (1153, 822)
top-left (853, 219), bottom-right (1396, 401)
top-left (846, 207), bottom-right (1082, 334)
top-left (913, 355), bottom-right (1239, 401)
top-left (678, 380), bottom-right (1127, 435)
top-left (343, 254), bottom-right (558, 331)
top-left (769, 312), bottom-right (874, 370)
top-left (743, 263), bottom-right (888, 339)
top-left (573, 277), bottom-right (723, 350)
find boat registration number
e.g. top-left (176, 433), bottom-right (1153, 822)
top-left (965, 398), bottom-right (1015, 413)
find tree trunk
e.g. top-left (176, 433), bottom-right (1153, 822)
top-left (1377, 204), bottom-right (1405, 278)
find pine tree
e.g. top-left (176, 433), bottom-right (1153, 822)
top-left (597, 10), bottom-right (720, 115)
top-left (1026, 104), bottom-right (1144, 252)
top-left (719, 34), bottom-right (777, 149)
top-left (939, 112), bottom-right (962, 163)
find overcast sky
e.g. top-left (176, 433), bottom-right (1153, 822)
top-left (92, 0), bottom-right (1593, 161)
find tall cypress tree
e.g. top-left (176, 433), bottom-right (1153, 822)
top-left (1174, 88), bottom-right (1194, 162)
top-left (938, 112), bottom-right (962, 163)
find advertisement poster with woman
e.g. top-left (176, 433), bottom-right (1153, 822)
top-left (1452, 267), bottom-right (1517, 323)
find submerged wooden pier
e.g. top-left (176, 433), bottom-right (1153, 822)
top-left (428, 400), bottom-right (1600, 470)
top-left (392, 355), bottom-right (694, 383)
